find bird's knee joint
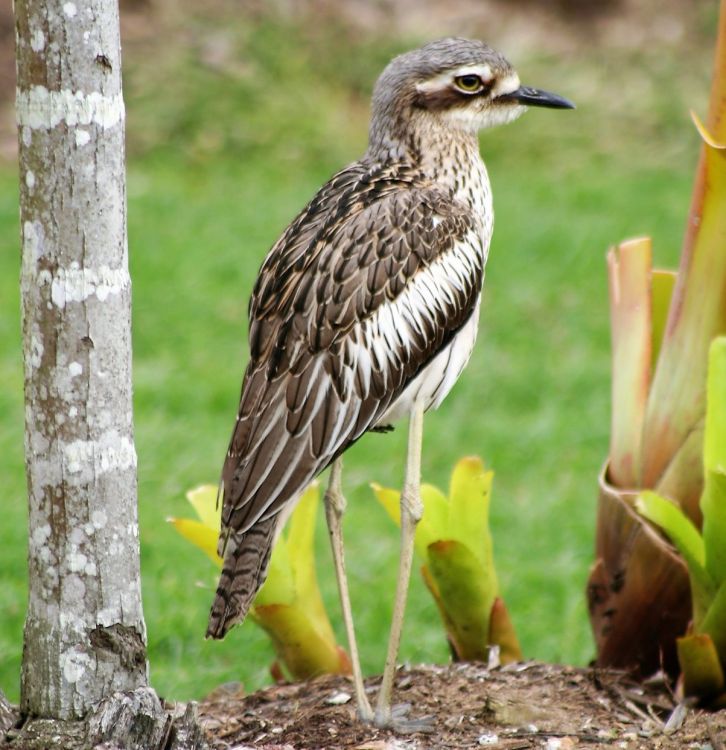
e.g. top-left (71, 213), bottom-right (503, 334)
top-left (324, 489), bottom-right (347, 518)
top-left (401, 486), bottom-right (423, 523)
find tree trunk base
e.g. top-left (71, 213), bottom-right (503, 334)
top-left (2, 688), bottom-right (208, 750)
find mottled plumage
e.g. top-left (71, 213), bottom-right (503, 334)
top-left (208, 162), bottom-right (485, 633)
top-left (205, 38), bottom-right (574, 692)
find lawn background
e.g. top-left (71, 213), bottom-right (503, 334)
top-left (0, 0), bottom-right (716, 703)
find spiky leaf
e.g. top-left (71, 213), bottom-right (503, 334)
top-left (640, 33), bottom-right (726, 489)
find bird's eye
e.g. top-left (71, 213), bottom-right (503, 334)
top-left (453, 74), bottom-right (484, 93)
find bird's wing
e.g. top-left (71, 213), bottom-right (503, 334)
top-left (220, 166), bottom-right (484, 543)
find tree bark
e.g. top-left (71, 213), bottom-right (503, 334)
top-left (15, 0), bottom-right (146, 719)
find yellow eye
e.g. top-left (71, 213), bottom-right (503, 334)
top-left (454, 74), bottom-right (483, 93)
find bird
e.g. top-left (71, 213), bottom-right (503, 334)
top-left (206, 37), bottom-right (574, 728)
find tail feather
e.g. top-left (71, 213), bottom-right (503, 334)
top-left (206, 515), bottom-right (278, 639)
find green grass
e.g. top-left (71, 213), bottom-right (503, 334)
top-left (0, 11), bottom-right (708, 704)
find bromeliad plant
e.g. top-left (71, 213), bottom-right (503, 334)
top-left (169, 483), bottom-right (351, 681)
top-left (587, 0), bottom-right (726, 677)
top-left (373, 456), bottom-right (521, 664)
top-left (637, 338), bottom-right (726, 706)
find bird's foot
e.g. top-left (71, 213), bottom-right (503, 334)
top-left (374, 702), bottom-right (435, 733)
top-left (356, 698), bottom-right (375, 724)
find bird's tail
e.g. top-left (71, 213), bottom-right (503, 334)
top-left (206, 514), bottom-right (278, 639)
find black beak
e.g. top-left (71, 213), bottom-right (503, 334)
top-left (497, 86), bottom-right (575, 110)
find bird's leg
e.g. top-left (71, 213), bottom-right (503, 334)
top-left (375, 404), bottom-right (425, 728)
top-left (324, 457), bottom-right (374, 722)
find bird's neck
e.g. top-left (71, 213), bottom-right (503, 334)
top-left (368, 117), bottom-right (489, 205)
top-left (416, 128), bottom-right (487, 198)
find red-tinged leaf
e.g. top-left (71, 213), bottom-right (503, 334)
top-left (641, 11), bottom-right (726, 488)
top-left (420, 564), bottom-right (444, 616)
top-left (588, 465), bottom-right (691, 677)
top-left (269, 660), bottom-right (285, 683)
top-left (488, 597), bottom-right (523, 664)
top-left (608, 238), bottom-right (652, 488)
top-left (677, 632), bottom-right (725, 700)
top-left (704, 0), bottom-right (726, 145)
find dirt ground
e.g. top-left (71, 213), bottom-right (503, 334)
top-left (197, 661), bottom-right (726, 750)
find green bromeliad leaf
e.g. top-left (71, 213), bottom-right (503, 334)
top-left (702, 338), bottom-right (726, 587)
top-left (253, 602), bottom-right (350, 679)
top-left (701, 581), bottom-right (726, 662)
top-left (418, 484), bottom-right (451, 554)
top-left (371, 481), bottom-right (450, 560)
top-left (373, 456), bottom-right (517, 662)
top-left (448, 457), bottom-right (495, 575)
top-left (186, 484), bottom-right (222, 531)
top-left (636, 492), bottom-right (706, 569)
top-left (636, 491), bottom-right (714, 625)
top-left (280, 482), bottom-right (335, 645)
top-left (651, 269), bottom-right (677, 368)
top-left (169, 480), bottom-right (349, 680)
top-left (426, 539), bottom-right (493, 661)
top-left (677, 632), bottom-right (725, 699)
top-left (254, 527), bottom-right (295, 607)
top-left (168, 516), bottom-right (222, 566)
top-left (168, 484), bottom-right (223, 566)
top-left (636, 339), bottom-right (726, 637)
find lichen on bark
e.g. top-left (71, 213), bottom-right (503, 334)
top-left (15, 0), bottom-right (147, 720)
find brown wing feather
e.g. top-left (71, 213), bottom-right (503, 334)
top-left (208, 161), bottom-right (482, 635)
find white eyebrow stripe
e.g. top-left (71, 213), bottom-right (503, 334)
top-left (415, 63), bottom-right (494, 93)
top-left (492, 73), bottom-right (521, 97)
top-left (452, 64), bottom-right (493, 81)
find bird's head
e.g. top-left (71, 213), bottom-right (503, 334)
top-left (369, 38), bottom-right (574, 152)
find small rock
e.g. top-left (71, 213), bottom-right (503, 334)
top-left (546, 738), bottom-right (577, 749)
top-left (663, 702), bottom-right (688, 734)
top-left (325, 690), bottom-right (352, 705)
